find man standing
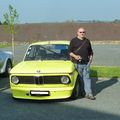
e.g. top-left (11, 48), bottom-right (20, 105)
top-left (69, 27), bottom-right (95, 100)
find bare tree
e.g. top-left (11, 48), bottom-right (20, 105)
top-left (3, 4), bottom-right (19, 63)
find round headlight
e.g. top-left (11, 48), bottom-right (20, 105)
top-left (11, 76), bottom-right (19, 84)
top-left (61, 76), bottom-right (70, 84)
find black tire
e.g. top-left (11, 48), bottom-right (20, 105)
top-left (5, 59), bottom-right (12, 76)
top-left (71, 79), bottom-right (80, 99)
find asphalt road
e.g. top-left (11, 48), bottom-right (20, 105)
top-left (92, 44), bottom-right (120, 66)
top-left (0, 77), bottom-right (120, 120)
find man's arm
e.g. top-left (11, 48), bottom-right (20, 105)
top-left (88, 55), bottom-right (93, 64)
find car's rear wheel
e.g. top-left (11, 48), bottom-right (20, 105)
top-left (71, 79), bottom-right (80, 99)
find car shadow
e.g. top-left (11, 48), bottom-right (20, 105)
top-left (0, 76), bottom-right (10, 91)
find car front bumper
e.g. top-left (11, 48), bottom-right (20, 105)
top-left (11, 85), bottom-right (74, 100)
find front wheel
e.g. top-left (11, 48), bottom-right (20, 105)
top-left (71, 79), bottom-right (80, 99)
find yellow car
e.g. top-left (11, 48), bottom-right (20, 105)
top-left (10, 41), bottom-right (80, 100)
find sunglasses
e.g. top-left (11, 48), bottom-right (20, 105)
top-left (79, 31), bottom-right (85, 33)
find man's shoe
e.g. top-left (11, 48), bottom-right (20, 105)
top-left (85, 95), bottom-right (96, 100)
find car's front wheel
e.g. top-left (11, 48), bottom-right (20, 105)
top-left (71, 79), bottom-right (80, 99)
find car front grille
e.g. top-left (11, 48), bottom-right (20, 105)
top-left (17, 76), bottom-right (63, 84)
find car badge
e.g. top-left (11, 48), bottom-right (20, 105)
top-left (36, 70), bottom-right (41, 73)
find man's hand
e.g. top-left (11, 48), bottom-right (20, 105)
top-left (70, 52), bottom-right (82, 61)
top-left (74, 55), bottom-right (82, 61)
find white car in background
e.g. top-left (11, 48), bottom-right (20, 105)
top-left (0, 50), bottom-right (13, 76)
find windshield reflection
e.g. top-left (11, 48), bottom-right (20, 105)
top-left (24, 44), bottom-right (69, 61)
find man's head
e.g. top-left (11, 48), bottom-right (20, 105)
top-left (77, 27), bottom-right (86, 39)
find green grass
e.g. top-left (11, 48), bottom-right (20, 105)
top-left (90, 66), bottom-right (120, 78)
top-left (0, 43), bottom-right (11, 48)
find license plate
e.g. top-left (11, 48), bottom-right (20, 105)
top-left (30, 91), bottom-right (50, 96)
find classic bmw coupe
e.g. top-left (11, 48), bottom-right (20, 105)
top-left (10, 41), bottom-right (81, 100)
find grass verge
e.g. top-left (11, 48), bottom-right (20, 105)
top-left (0, 43), bottom-right (11, 48)
top-left (90, 66), bottom-right (120, 78)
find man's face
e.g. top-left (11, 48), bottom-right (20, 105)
top-left (77, 28), bottom-right (86, 38)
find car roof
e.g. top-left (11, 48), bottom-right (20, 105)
top-left (30, 40), bottom-right (70, 46)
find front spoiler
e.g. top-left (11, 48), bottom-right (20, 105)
top-left (11, 86), bottom-right (74, 100)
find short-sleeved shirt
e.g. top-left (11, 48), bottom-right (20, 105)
top-left (68, 37), bottom-right (93, 64)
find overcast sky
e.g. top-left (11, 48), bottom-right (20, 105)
top-left (0, 0), bottom-right (120, 23)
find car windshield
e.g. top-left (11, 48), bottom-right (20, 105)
top-left (24, 44), bottom-right (69, 61)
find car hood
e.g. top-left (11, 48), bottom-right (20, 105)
top-left (10, 61), bottom-right (75, 74)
